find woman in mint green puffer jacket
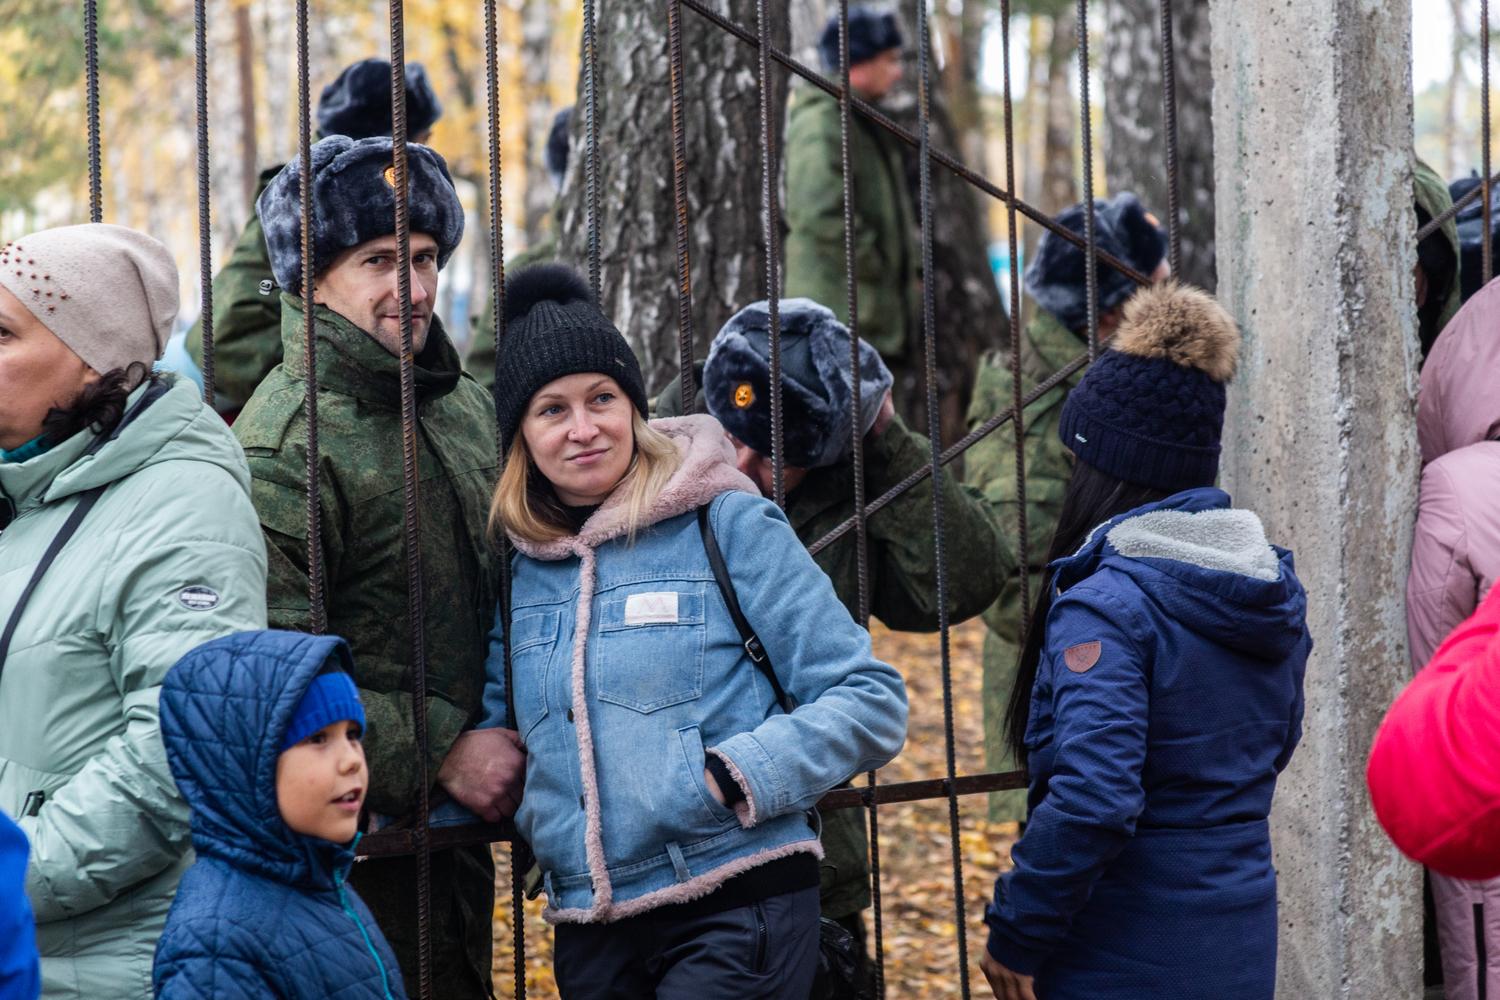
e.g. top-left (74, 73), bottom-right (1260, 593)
top-left (0, 224), bottom-right (267, 998)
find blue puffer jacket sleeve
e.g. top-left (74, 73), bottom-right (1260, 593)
top-left (1, 811), bottom-right (39, 1000)
top-left (984, 585), bottom-right (1150, 974)
top-left (154, 922), bottom-right (284, 999)
top-left (705, 491), bottom-right (909, 823)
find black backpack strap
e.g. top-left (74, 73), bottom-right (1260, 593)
top-left (0, 378), bottom-right (170, 678)
top-left (0, 485), bottom-right (106, 674)
top-left (697, 503), bottom-right (794, 714)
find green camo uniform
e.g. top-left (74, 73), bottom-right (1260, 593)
top-left (464, 233), bottom-right (558, 392)
top-left (233, 296), bottom-right (500, 998)
top-left (784, 88), bottom-right (918, 365)
top-left (658, 368), bottom-right (1006, 918)
top-left (963, 310), bottom-right (1085, 822)
top-left (185, 166), bottom-right (284, 412)
top-left (1414, 156), bottom-right (1462, 339)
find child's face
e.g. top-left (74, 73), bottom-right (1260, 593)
top-left (276, 719), bottom-right (368, 844)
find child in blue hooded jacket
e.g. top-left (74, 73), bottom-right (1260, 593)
top-left (979, 283), bottom-right (1311, 1000)
top-left (152, 630), bottom-right (405, 1000)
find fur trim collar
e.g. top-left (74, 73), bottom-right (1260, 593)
top-left (1107, 506), bottom-right (1280, 582)
top-left (508, 414), bottom-right (756, 559)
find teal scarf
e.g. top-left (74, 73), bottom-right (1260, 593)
top-left (0, 435), bottom-right (54, 464)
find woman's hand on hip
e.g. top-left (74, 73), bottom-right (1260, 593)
top-left (703, 768), bottom-right (727, 806)
top-left (980, 951), bottom-right (1036, 1000)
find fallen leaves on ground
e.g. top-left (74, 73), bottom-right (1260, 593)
top-left (491, 617), bottom-right (1016, 998)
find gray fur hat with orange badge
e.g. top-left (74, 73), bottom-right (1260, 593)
top-left (256, 135), bottom-right (464, 295)
top-left (704, 298), bottom-right (893, 469)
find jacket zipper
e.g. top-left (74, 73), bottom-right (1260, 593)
top-left (750, 900), bottom-right (769, 975)
top-left (335, 843), bottom-right (395, 1000)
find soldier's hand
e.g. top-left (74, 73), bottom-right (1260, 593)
top-left (868, 389), bottom-right (896, 439)
top-left (438, 727), bottom-right (527, 823)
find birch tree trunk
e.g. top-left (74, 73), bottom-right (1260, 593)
top-left (520, 0), bottom-right (559, 243)
top-left (1103, 0), bottom-right (1216, 290)
top-left (556, 0), bottom-right (790, 394)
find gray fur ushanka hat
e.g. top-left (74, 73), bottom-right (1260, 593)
top-left (256, 135), bottom-right (464, 295)
top-left (317, 58), bottom-right (442, 139)
top-left (704, 298), bottom-right (893, 469)
top-left (1026, 192), bottom-right (1168, 334)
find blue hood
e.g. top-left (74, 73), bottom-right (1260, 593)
top-left (1052, 488), bottom-right (1308, 663)
top-left (161, 630), bottom-right (358, 891)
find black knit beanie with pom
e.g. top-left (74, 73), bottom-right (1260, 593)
top-left (494, 263), bottom-right (649, 451)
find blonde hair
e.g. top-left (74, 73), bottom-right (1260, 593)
top-left (489, 411), bottom-right (683, 546)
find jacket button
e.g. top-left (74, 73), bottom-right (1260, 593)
top-left (566, 708), bottom-right (575, 723)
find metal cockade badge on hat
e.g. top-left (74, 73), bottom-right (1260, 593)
top-left (734, 383), bottom-right (755, 409)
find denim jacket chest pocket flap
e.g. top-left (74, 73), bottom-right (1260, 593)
top-left (510, 608), bottom-right (562, 743)
top-left (595, 585), bottom-right (708, 713)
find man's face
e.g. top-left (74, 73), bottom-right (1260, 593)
top-left (848, 49), bottom-right (904, 102)
top-left (728, 434), bottom-right (808, 498)
top-left (313, 232), bottom-right (440, 356)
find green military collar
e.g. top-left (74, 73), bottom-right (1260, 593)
top-left (278, 294), bottom-right (463, 408)
top-left (1022, 310), bottom-right (1090, 388)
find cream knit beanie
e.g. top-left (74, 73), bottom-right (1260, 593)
top-left (0, 224), bottom-right (178, 378)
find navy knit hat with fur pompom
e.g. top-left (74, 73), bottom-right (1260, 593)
top-left (494, 263), bottom-right (648, 451)
top-left (1059, 282), bottom-right (1240, 493)
top-left (257, 135), bottom-right (464, 295)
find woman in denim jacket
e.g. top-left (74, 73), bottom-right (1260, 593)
top-left (462, 265), bottom-right (908, 998)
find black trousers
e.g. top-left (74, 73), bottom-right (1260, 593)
top-left (554, 887), bottom-right (820, 999)
top-left (349, 844), bottom-right (497, 999)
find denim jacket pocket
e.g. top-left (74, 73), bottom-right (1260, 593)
top-left (509, 609), bottom-right (561, 743)
top-left (595, 586), bottom-right (707, 713)
top-left (678, 724), bottom-right (740, 830)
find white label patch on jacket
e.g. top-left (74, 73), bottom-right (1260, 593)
top-left (624, 592), bottom-right (679, 625)
top-left (178, 586), bottom-right (221, 611)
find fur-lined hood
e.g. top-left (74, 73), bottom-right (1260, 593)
top-left (508, 414), bottom-right (757, 560)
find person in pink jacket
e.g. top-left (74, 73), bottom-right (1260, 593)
top-left (1408, 274), bottom-right (1500, 1000)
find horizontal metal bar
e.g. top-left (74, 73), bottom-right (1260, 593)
top-left (808, 351), bottom-right (1091, 556)
top-left (678, 0), bottom-right (1151, 288)
top-left (1417, 167), bottom-right (1500, 241)
top-left (354, 770), bottom-right (1029, 859)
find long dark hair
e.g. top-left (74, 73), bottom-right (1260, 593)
top-left (1005, 460), bottom-right (1170, 765)
top-left (40, 363), bottom-right (157, 444)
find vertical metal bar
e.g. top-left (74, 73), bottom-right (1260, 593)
top-left (482, 5), bottom-right (525, 997)
top-left (583, 0), bottom-right (602, 299)
top-left (1158, 0), bottom-right (1183, 277)
top-left (387, 9), bottom-right (434, 996)
top-left (485, 0), bottom-right (507, 459)
top-left (914, 1), bottom-right (971, 994)
top-left (297, 0), bottom-right (325, 637)
top-left (194, 0), bottom-right (214, 406)
top-left (1076, 0), bottom-right (1100, 359)
top-left (84, 0), bottom-right (102, 223)
top-left (668, 0), bottom-right (697, 413)
top-left (1484, 0), bottom-right (1493, 285)
top-left (999, 0), bottom-right (1031, 662)
top-left (755, 0), bottom-right (785, 508)
top-left (833, 2), bottom-right (884, 992)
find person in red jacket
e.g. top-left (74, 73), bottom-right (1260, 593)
top-left (1370, 583), bottom-right (1500, 884)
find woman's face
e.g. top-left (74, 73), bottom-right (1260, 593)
top-left (0, 284), bottom-right (96, 451)
top-left (521, 373), bottom-right (635, 506)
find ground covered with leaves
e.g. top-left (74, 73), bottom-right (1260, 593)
top-left (490, 618), bottom-right (1018, 998)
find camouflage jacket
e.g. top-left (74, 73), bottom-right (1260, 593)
top-left (783, 87), bottom-right (918, 361)
top-left (463, 233), bottom-right (558, 392)
top-left (186, 165), bottom-right (285, 412)
top-left (963, 310), bottom-right (1084, 819)
top-left (234, 297), bottom-right (501, 816)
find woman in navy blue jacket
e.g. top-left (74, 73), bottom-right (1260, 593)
top-left (459, 266), bottom-right (908, 999)
top-left (980, 283), bottom-right (1311, 1000)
